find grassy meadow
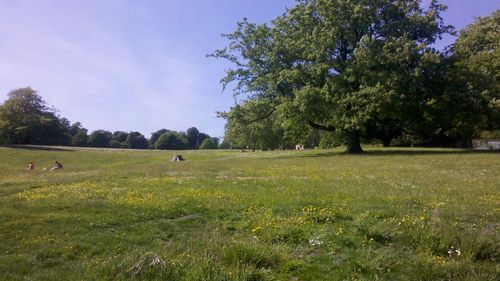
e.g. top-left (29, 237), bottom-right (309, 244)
top-left (0, 146), bottom-right (499, 280)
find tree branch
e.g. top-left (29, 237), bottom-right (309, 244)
top-left (307, 120), bottom-right (336, 131)
top-left (244, 108), bottom-right (276, 124)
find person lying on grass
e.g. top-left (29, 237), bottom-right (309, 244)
top-left (50, 161), bottom-right (63, 171)
top-left (26, 162), bottom-right (34, 171)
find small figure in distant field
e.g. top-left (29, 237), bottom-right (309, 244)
top-left (171, 155), bottom-right (184, 162)
top-left (50, 160), bottom-right (63, 170)
top-left (26, 162), bottom-right (35, 171)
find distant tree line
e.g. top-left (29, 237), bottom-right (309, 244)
top-left (0, 88), bottom-right (219, 150)
top-left (212, 2), bottom-right (499, 152)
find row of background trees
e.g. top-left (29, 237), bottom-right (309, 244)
top-left (0, 87), bottom-right (219, 150)
top-left (212, 1), bottom-right (499, 152)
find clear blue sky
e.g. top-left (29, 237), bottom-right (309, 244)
top-left (0, 0), bottom-right (498, 138)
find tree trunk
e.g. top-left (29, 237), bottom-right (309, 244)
top-left (345, 130), bottom-right (363, 153)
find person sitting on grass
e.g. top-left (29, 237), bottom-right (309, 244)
top-left (26, 162), bottom-right (34, 171)
top-left (50, 161), bottom-right (63, 170)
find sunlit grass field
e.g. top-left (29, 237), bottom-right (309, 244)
top-left (0, 146), bottom-right (499, 280)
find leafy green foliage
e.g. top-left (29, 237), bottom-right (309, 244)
top-left (453, 10), bottom-right (500, 131)
top-left (69, 122), bottom-right (89, 146)
top-left (186, 127), bottom-right (200, 149)
top-left (112, 131), bottom-right (129, 143)
top-left (0, 89), bottom-right (219, 150)
top-left (154, 132), bottom-right (187, 150)
top-left (199, 137), bottom-right (219, 149)
top-left (71, 130), bottom-right (88, 146)
top-left (126, 132), bottom-right (149, 149)
top-left (212, 0), bottom-right (454, 152)
top-left (108, 140), bottom-right (121, 148)
top-left (0, 87), bottom-right (70, 145)
top-left (149, 129), bottom-right (170, 147)
top-left (197, 133), bottom-right (210, 148)
top-left (88, 130), bottom-right (112, 148)
top-left (318, 131), bottom-right (344, 148)
top-left (219, 99), bottom-right (290, 150)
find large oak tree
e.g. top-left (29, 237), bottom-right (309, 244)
top-left (212, 0), bottom-right (453, 152)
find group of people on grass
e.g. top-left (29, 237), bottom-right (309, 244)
top-left (26, 161), bottom-right (63, 171)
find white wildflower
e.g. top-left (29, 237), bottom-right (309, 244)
top-left (309, 237), bottom-right (323, 246)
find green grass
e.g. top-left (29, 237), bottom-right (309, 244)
top-left (0, 146), bottom-right (499, 280)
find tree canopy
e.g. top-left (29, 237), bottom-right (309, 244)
top-left (212, 0), bottom-right (457, 152)
top-left (88, 130), bottom-right (113, 148)
top-left (155, 132), bottom-right (187, 150)
top-left (70, 122), bottom-right (89, 146)
top-left (0, 87), bottom-right (70, 145)
top-left (453, 10), bottom-right (500, 131)
top-left (218, 99), bottom-right (287, 150)
top-left (186, 127), bottom-right (200, 149)
top-left (126, 132), bottom-right (149, 149)
top-left (199, 137), bottom-right (220, 149)
top-left (150, 129), bottom-right (170, 147)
